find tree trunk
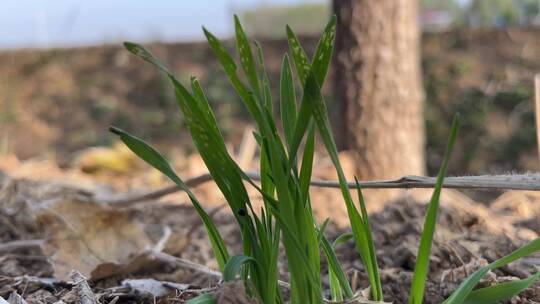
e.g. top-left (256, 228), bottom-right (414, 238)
top-left (332, 0), bottom-right (426, 181)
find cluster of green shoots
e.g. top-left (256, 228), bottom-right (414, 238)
top-left (110, 16), bottom-right (540, 303)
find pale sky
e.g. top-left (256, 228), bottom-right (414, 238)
top-left (0, 0), bottom-right (325, 49)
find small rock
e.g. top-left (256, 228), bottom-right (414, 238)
top-left (7, 292), bottom-right (27, 304)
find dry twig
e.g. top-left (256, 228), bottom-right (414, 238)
top-left (107, 172), bottom-right (540, 206)
top-left (0, 239), bottom-right (43, 254)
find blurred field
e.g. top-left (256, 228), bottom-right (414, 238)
top-left (0, 28), bottom-right (539, 175)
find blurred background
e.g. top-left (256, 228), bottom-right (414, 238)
top-left (0, 0), bottom-right (539, 186)
top-left (3, 3), bottom-right (540, 300)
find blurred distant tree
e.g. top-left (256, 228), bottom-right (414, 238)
top-left (468, 0), bottom-right (521, 26)
top-left (332, 0), bottom-right (426, 180)
top-left (521, 0), bottom-right (540, 19)
top-left (420, 0), bottom-right (466, 25)
top-left (242, 4), bottom-right (328, 38)
top-left (420, 0), bottom-right (459, 10)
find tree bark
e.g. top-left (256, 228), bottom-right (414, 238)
top-left (332, 0), bottom-right (426, 180)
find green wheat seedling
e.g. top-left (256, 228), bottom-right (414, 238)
top-left (110, 16), bottom-right (540, 303)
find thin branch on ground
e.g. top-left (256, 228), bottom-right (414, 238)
top-left (0, 239), bottom-right (43, 254)
top-left (106, 172), bottom-right (540, 206)
top-left (151, 251), bottom-right (290, 289)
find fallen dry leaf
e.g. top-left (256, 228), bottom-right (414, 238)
top-left (36, 197), bottom-right (155, 280)
top-left (90, 250), bottom-right (171, 281)
top-left (7, 292), bottom-right (27, 304)
top-left (69, 271), bottom-right (97, 304)
top-left (122, 278), bottom-right (188, 297)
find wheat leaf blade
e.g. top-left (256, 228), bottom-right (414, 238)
top-left (223, 255), bottom-right (257, 282)
top-left (463, 272), bottom-right (540, 304)
top-left (109, 127), bottom-right (229, 271)
top-left (445, 238), bottom-right (540, 303)
top-left (409, 115), bottom-right (460, 304)
top-left (234, 15), bottom-right (261, 99)
top-left (302, 69), bottom-right (382, 300)
top-left (280, 54), bottom-right (297, 147)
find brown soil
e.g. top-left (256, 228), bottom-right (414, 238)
top-left (0, 167), bottom-right (539, 303)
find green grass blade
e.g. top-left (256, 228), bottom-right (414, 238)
top-left (288, 93), bottom-right (314, 164)
top-left (200, 29), bottom-right (237, 78)
top-left (279, 54), bottom-right (297, 147)
top-left (124, 42), bottom-right (253, 217)
top-left (302, 71), bottom-right (371, 297)
top-left (409, 115), bottom-right (460, 304)
top-left (327, 232), bottom-right (354, 302)
top-left (240, 170), bottom-right (322, 302)
top-left (329, 268), bottom-right (343, 302)
top-left (204, 27), bottom-right (284, 167)
top-left (124, 42), bottom-right (170, 74)
top-left (184, 78), bottom-right (252, 215)
top-left (186, 293), bottom-right (216, 304)
top-left (285, 16), bottom-right (335, 86)
top-left (234, 15), bottom-right (261, 99)
top-left (258, 138), bottom-right (274, 227)
top-left (355, 178), bottom-right (382, 299)
top-left (265, 201), bottom-right (320, 285)
top-left (254, 42), bottom-right (286, 158)
top-left (463, 272), bottom-right (540, 304)
top-left (299, 124), bottom-right (315, 204)
top-left (190, 78), bottom-right (227, 137)
top-left (320, 232), bottom-right (354, 300)
top-left (309, 15), bottom-right (336, 85)
top-left (254, 154), bottom-right (280, 303)
top-left (445, 237), bottom-right (540, 303)
top-left (265, 225), bottom-right (281, 304)
top-left (318, 218), bottom-right (330, 240)
top-left (254, 40), bottom-right (273, 113)
top-left (333, 233), bottom-right (354, 246)
top-left (109, 127), bottom-right (229, 271)
top-left (186, 78), bottom-right (272, 303)
top-left (491, 237), bottom-right (540, 268)
top-left (302, 69), bottom-right (382, 300)
top-left (285, 25), bottom-right (310, 84)
top-left (202, 27), bottom-right (265, 128)
top-left (122, 43), bottom-right (274, 300)
top-left (223, 255), bottom-right (257, 282)
top-left (263, 136), bottom-right (323, 303)
top-left (286, 18), bottom-right (336, 162)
